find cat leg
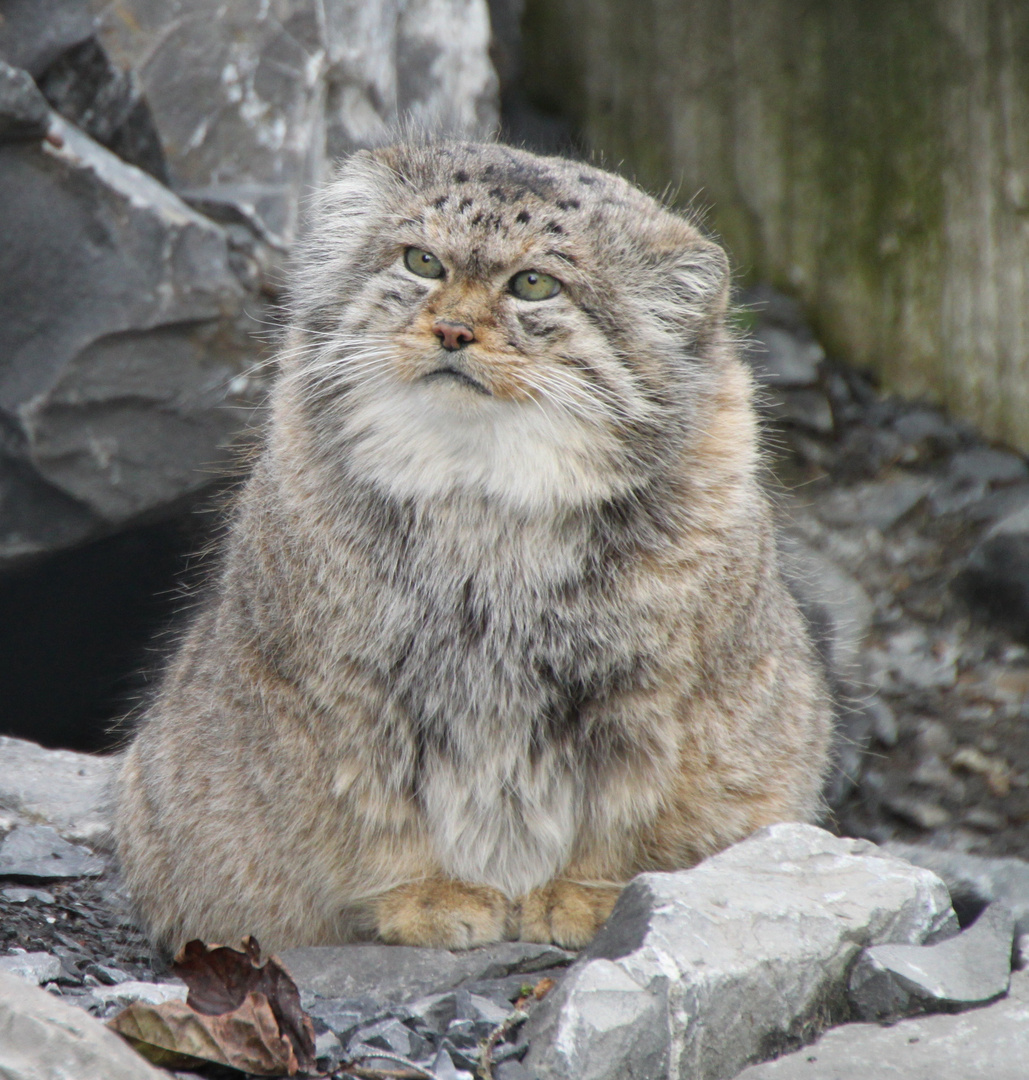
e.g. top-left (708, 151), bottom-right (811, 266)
top-left (373, 878), bottom-right (510, 948)
top-left (518, 880), bottom-right (623, 949)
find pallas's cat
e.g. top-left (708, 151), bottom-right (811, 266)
top-left (115, 142), bottom-right (832, 953)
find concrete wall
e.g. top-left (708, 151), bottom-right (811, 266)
top-left (524, 0), bottom-right (1029, 449)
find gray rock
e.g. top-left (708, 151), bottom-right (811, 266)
top-left (282, 941), bottom-right (572, 1006)
top-left (948, 447), bottom-right (1028, 486)
top-left (0, 61), bottom-right (51, 141)
top-left (84, 963), bottom-right (131, 985)
top-left (0, 113), bottom-right (257, 556)
top-left (814, 475), bottom-right (933, 531)
top-left (884, 843), bottom-right (1029, 937)
top-left (0, 737), bottom-right (115, 845)
top-left (849, 902), bottom-right (1014, 1019)
top-left (0, 0), bottom-right (96, 78)
top-left (0, 951), bottom-right (63, 985)
top-left (324, 0), bottom-right (499, 158)
top-left (749, 325), bottom-right (825, 387)
top-left (957, 507), bottom-right (1029, 641)
top-left (524, 825), bottom-right (954, 1080)
top-left (1, 887), bottom-right (56, 903)
top-left (90, 979), bottom-right (188, 1009)
top-left (0, 969), bottom-right (167, 1079)
top-left (781, 534), bottom-right (874, 678)
top-left (0, 825), bottom-right (105, 879)
top-left (767, 388), bottom-right (835, 434)
top-left (90, 0), bottom-right (326, 249)
top-left (735, 968), bottom-right (1029, 1080)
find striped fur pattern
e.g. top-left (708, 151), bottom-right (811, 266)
top-left (115, 142), bottom-right (832, 953)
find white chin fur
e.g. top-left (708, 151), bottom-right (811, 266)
top-left (339, 376), bottom-right (621, 510)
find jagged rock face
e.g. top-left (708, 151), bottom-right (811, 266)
top-left (0, 0), bottom-right (499, 567)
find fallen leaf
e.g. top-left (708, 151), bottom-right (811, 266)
top-left (107, 937), bottom-right (316, 1076)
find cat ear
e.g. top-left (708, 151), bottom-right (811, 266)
top-left (653, 237), bottom-right (731, 324)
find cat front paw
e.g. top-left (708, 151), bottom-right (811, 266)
top-left (374, 879), bottom-right (510, 948)
top-left (519, 881), bottom-right (622, 949)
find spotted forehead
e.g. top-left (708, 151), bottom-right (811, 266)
top-left (382, 144), bottom-right (646, 230)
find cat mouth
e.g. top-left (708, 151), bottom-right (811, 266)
top-left (421, 366), bottom-right (493, 396)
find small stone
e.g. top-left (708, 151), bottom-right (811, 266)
top-left (91, 980), bottom-right (188, 1009)
top-left (849, 903), bottom-right (1014, 1020)
top-left (314, 1028), bottom-right (343, 1066)
top-left (815, 476), bottom-right (932, 531)
top-left (948, 447), bottom-right (1028, 486)
top-left (881, 793), bottom-right (952, 831)
top-left (768, 387), bottom-right (835, 434)
top-left (0, 824), bottom-right (104, 879)
top-left (495, 1062), bottom-right (533, 1080)
top-left (431, 1045), bottom-right (476, 1080)
top-left (84, 963), bottom-right (132, 986)
top-left (747, 323), bottom-right (825, 387)
top-left (1, 886), bottom-right (55, 903)
top-left (351, 1016), bottom-right (431, 1062)
top-left (305, 997), bottom-right (379, 1042)
top-left (0, 950), bottom-right (63, 985)
top-left (963, 807), bottom-right (1007, 832)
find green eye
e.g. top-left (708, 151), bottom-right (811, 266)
top-left (404, 247), bottom-right (445, 279)
top-left (510, 270), bottom-right (561, 301)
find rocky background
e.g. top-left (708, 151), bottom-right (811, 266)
top-left (2, 2), bottom-right (1029, 1079)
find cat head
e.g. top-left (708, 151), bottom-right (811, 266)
top-left (279, 142), bottom-right (737, 512)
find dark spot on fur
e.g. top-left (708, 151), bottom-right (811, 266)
top-left (433, 195), bottom-right (448, 209)
top-left (516, 210), bottom-right (531, 224)
top-left (545, 221), bottom-right (564, 235)
top-left (488, 186), bottom-right (509, 203)
top-left (459, 197), bottom-right (474, 211)
top-left (579, 174), bottom-right (597, 185)
top-left (454, 170), bottom-right (469, 182)
top-left (459, 577), bottom-right (490, 643)
top-left (556, 199), bottom-right (580, 211)
top-left (471, 211), bottom-right (484, 226)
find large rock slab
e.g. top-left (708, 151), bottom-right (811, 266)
top-left (0, 969), bottom-right (166, 1080)
top-left (524, 824), bottom-right (954, 1080)
top-left (323, 0), bottom-right (499, 157)
top-left (849, 902), bottom-right (1014, 1020)
top-left (0, 736), bottom-right (115, 845)
top-left (281, 941), bottom-right (573, 1005)
top-left (0, 109), bottom-right (256, 558)
top-left (0, 825), bottom-right (105, 880)
top-left (90, 0), bottom-right (327, 249)
top-left (735, 968), bottom-right (1029, 1080)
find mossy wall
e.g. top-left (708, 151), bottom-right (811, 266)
top-left (523, 0), bottom-right (1029, 450)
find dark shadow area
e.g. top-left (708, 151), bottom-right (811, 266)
top-left (0, 513), bottom-right (213, 752)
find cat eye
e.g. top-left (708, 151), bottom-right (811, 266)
top-left (404, 247), bottom-right (445, 279)
top-left (509, 270), bottom-right (561, 301)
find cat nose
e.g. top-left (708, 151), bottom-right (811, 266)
top-left (432, 319), bottom-right (475, 351)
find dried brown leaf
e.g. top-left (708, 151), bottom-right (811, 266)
top-left (107, 937), bottom-right (317, 1076)
top-left (108, 991), bottom-right (300, 1074)
top-left (173, 937), bottom-right (316, 1072)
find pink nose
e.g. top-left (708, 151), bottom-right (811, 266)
top-left (433, 320), bottom-right (475, 351)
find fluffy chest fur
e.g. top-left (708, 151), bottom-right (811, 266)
top-left (268, 477), bottom-right (677, 896)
